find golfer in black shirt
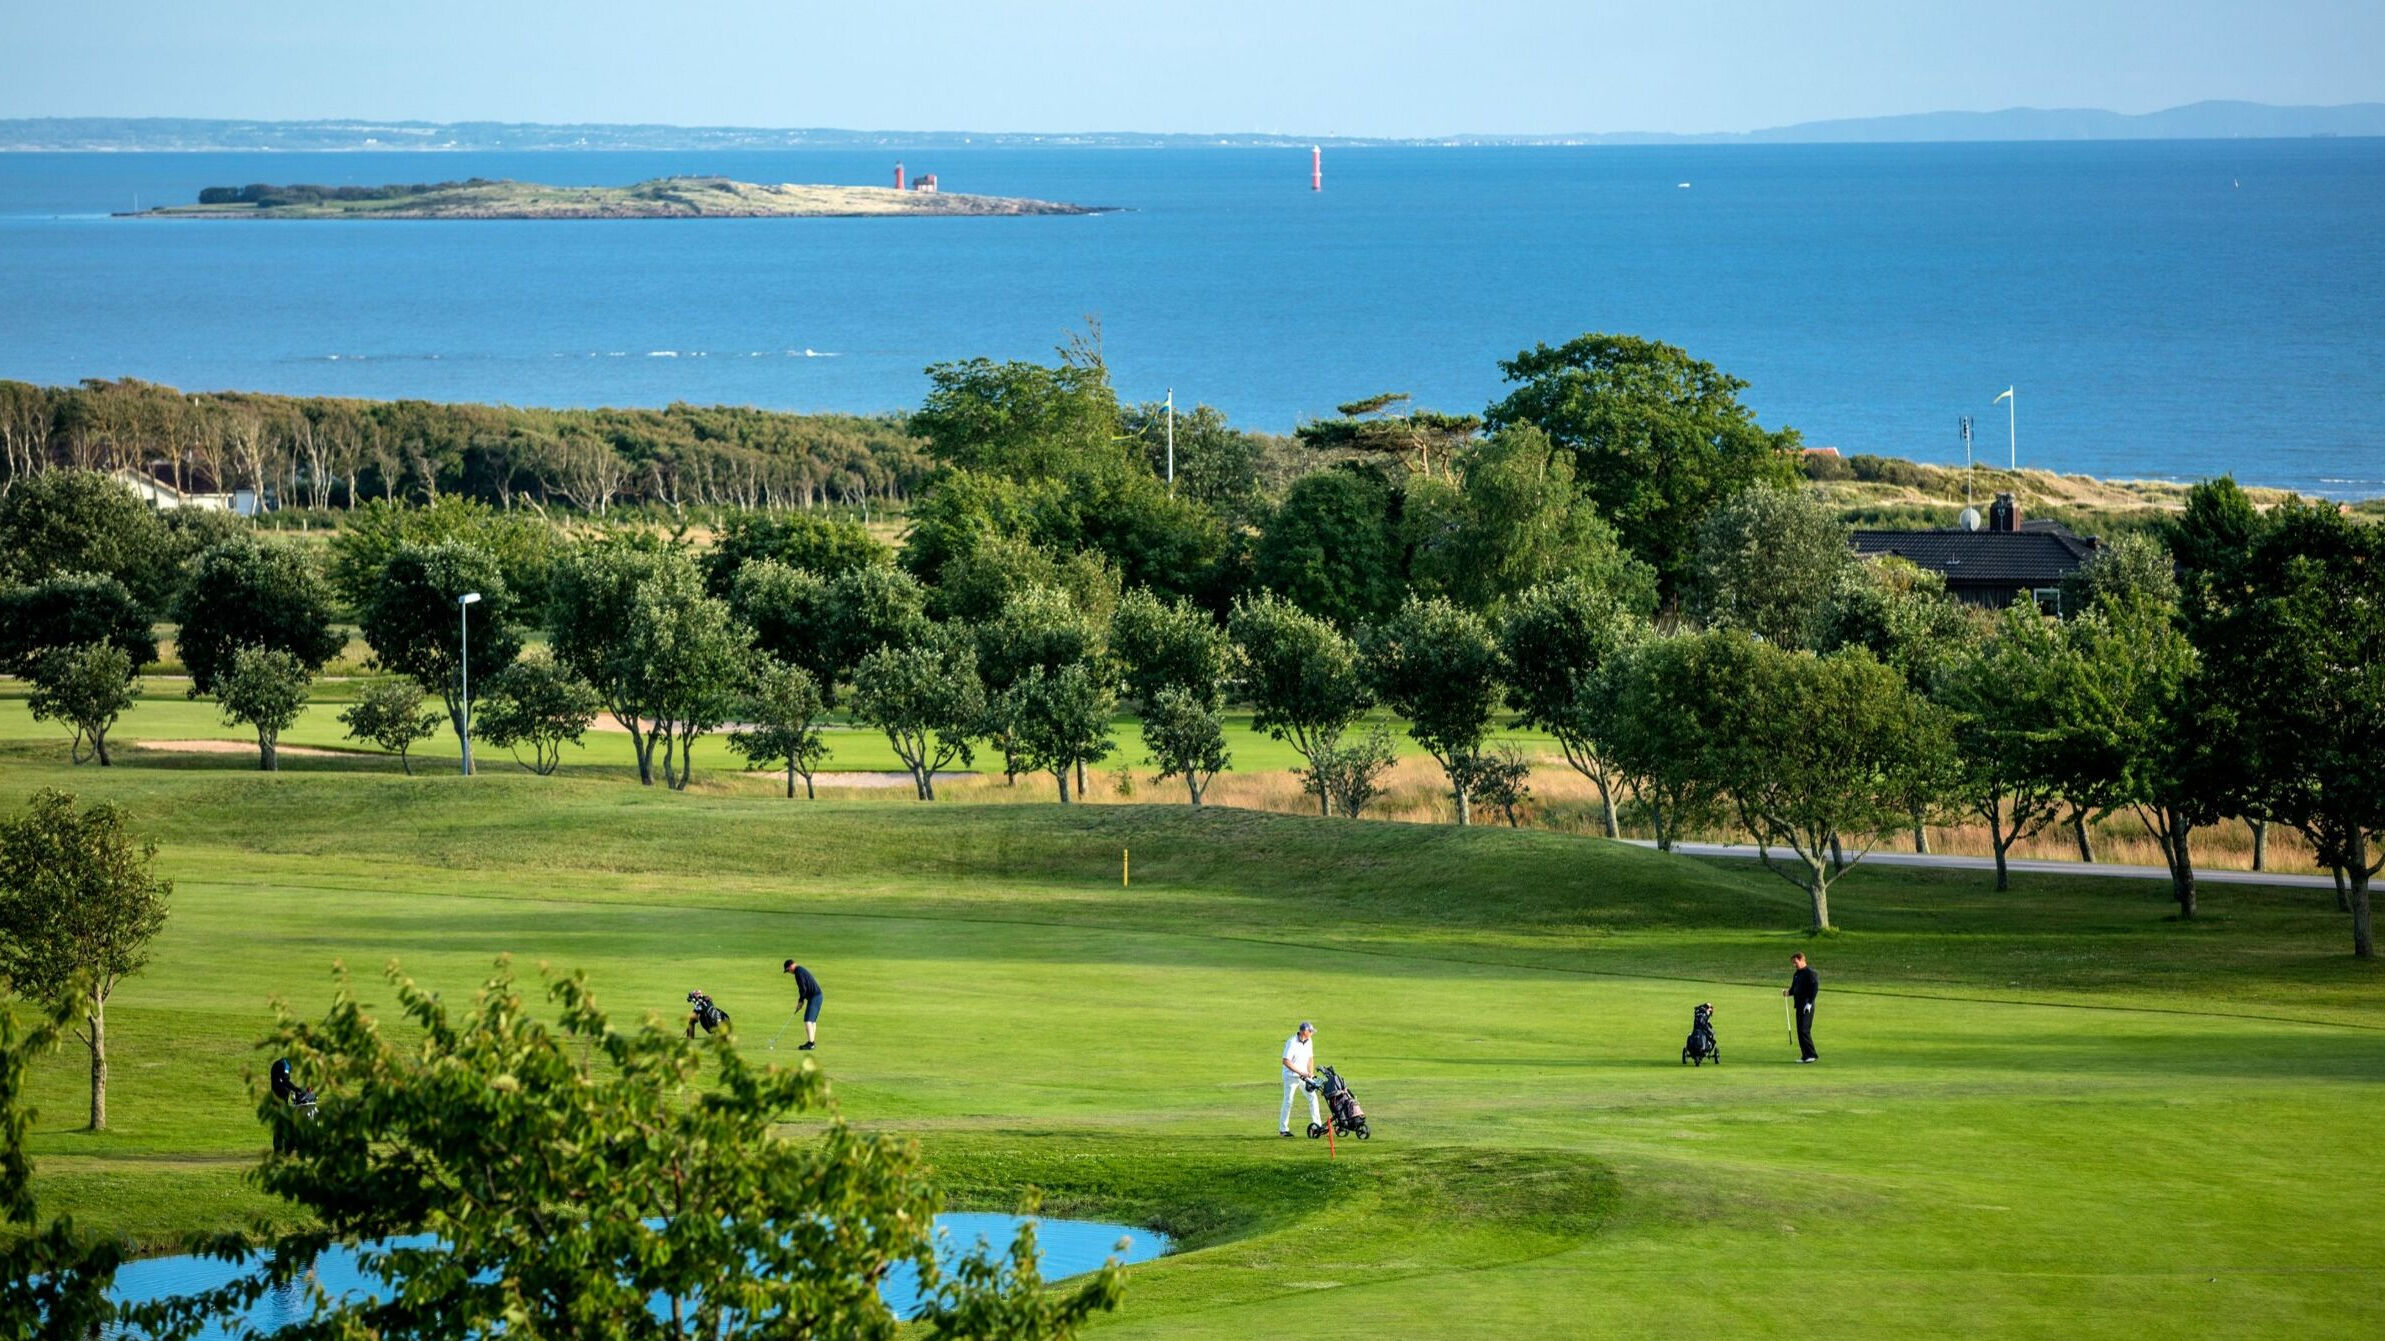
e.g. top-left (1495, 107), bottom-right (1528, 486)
top-left (782, 960), bottom-right (823, 1050)
top-left (1782, 952), bottom-right (1819, 1062)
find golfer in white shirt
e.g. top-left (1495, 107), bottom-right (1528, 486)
top-left (1279, 1021), bottom-right (1320, 1136)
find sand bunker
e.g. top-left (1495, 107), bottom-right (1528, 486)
top-left (135, 739), bottom-right (345, 758)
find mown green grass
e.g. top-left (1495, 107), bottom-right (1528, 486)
top-left (5, 749), bottom-right (2381, 1338)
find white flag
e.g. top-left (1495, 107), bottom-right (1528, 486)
top-left (1994, 387), bottom-right (2014, 404)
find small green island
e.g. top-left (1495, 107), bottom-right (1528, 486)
top-left (122, 174), bottom-right (1109, 219)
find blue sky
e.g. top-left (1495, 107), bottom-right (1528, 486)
top-left (7, 1), bottom-right (2382, 137)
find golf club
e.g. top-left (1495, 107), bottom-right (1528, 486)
top-left (1784, 995), bottom-right (1796, 1045)
top-left (765, 1007), bottom-right (802, 1051)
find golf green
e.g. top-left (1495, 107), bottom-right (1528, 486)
top-left (7, 748), bottom-right (2381, 1338)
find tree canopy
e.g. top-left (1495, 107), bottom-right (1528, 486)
top-left (1484, 333), bottom-right (1801, 602)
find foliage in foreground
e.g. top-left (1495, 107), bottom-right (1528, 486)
top-left (142, 960), bottom-right (1122, 1341)
top-left (0, 992), bottom-right (126, 1337)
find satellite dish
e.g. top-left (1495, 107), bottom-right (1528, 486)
top-left (1960, 507), bottom-right (1982, 532)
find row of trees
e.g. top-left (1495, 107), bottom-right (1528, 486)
top-left (0, 378), bottom-right (929, 513)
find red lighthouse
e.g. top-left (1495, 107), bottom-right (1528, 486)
top-left (894, 161), bottom-right (906, 192)
top-left (1311, 146), bottom-right (1322, 191)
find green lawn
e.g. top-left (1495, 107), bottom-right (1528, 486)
top-left (5, 744), bottom-right (2381, 1338)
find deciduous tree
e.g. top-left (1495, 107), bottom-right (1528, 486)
top-left (359, 541), bottom-right (525, 764)
top-left (1936, 602), bottom-right (2068, 890)
top-left (171, 536), bottom-right (345, 695)
top-left (27, 643), bottom-right (139, 766)
top-left (0, 469), bottom-right (175, 611)
top-left (1687, 485), bottom-right (1851, 648)
top-left (1499, 577), bottom-right (1648, 837)
top-left (1109, 586), bottom-right (1229, 711)
top-left (213, 644), bottom-right (314, 771)
top-left (1364, 596), bottom-right (1503, 826)
top-left (1142, 686), bottom-right (1230, 806)
top-left (1404, 426), bottom-right (1654, 615)
top-left (475, 652), bottom-right (601, 776)
top-left (851, 630), bottom-right (985, 801)
top-left (1002, 663), bottom-right (1117, 804)
top-left (0, 572), bottom-right (156, 675)
top-left (1706, 639), bottom-right (1952, 931)
top-left (729, 661), bottom-right (832, 798)
top-left (336, 678), bottom-right (443, 775)
top-left (0, 790), bottom-right (170, 1132)
top-left (1229, 593), bottom-right (1371, 816)
top-left (1485, 334), bottom-right (1801, 603)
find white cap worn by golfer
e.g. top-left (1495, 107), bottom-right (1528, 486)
top-left (1279, 1021), bottom-right (1320, 1136)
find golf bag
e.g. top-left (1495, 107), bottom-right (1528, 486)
top-left (1304, 1065), bottom-right (1370, 1140)
top-left (686, 990), bottom-right (731, 1038)
top-left (1681, 1002), bottom-right (1719, 1066)
top-left (270, 1057), bottom-right (318, 1118)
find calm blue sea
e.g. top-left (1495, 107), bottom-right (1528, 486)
top-left (2, 141), bottom-right (2380, 495)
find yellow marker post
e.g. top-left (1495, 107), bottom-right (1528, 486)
top-left (1123, 847), bottom-right (1130, 887)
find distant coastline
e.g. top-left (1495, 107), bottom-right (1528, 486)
top-left (119, 175), bottom-right (1109, 220)
top-left (10, 101), bottom-right (2385, 152)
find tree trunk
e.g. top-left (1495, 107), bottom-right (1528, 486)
top-left (2334, 865), bottom-right (2351, 914)
top-left (260, 731), bottom-right (277, 772)
top-left (1652, 798), bottom-right (1670, 853)
top-left (2250, 819), bottom-right (2267, 871)
top-left (1185, 774), bottom-right (1203, 807)
top-left (621, 715), bottom-right (655, 786)
top-left (2169, 812), bottom-right (2197, 919)
top-left (2349, 832), bottom-right (2373, 959)
top-left (1076, 759), bottom-right (1086, 797)
top-left (1828, 833), bottom-right (1845, 874)
top-left (1808, 859), bottom-right (1832, 932)
top-left (1912, 812), bottom-right (1930, 854)
top-left (2071, 809), bottom-right (2094, 863)
top-left (922, 768), bottom-right (937, 801)
top-left (399, 746), bottom-right (414, 777)
top-left (1992, 828), bottom-right (2012, 893)
top-left (93, 726), bottom-right (112, 767)
top-left (1598, 782), bottom-right (1619, 839)
top-left (785, 763), bottom-right (796, 798)
top-left (86, 990), bottom-right (107, 1132)
top-left (1055, 769), bottom-right (1072, 804)
top-left (803, 772), bottom-right (815, 800)
top-left (1452, 782), bottom-right (1471, 827)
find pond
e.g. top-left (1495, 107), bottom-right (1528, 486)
top-left (106, 1213), bottom-right (1169, 1334)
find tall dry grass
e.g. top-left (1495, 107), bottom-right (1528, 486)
top-left (728, 747), bottom-right (2326, 878)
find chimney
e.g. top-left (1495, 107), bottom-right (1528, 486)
top-left (1987, 492), bottom-right (2019, 533)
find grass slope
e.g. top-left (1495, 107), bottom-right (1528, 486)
top-left (6, 756), bottom-right (2381, 1338)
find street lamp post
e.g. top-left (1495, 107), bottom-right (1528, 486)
top-left (458, 592), bottom-right (482, 776)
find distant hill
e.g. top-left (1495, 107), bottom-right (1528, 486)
top-left (5, 101), bottom-right (2384, 152)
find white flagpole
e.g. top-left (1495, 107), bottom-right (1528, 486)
top-left (1165, 389), bottom-right (1175, 492)
top-left (1996, 386), bottom-right (2016, 470)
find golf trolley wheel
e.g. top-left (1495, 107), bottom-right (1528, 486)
top-left (1306, 1122), bottom-right (1325, 1139)
top-left (1355, 1126), bottom-right (1370, 1140)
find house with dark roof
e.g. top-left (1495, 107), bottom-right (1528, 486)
top-left (1850, 493), bottom-right (2099, 614)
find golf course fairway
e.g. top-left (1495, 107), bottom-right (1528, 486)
top-left (9, 755), bottom-right (2382, 1339)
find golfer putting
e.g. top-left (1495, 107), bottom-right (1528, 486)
top-left (781, 959), bottom-right (824, 1050)
top-left (1279, 1020), bottom-right (1321, 1137)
